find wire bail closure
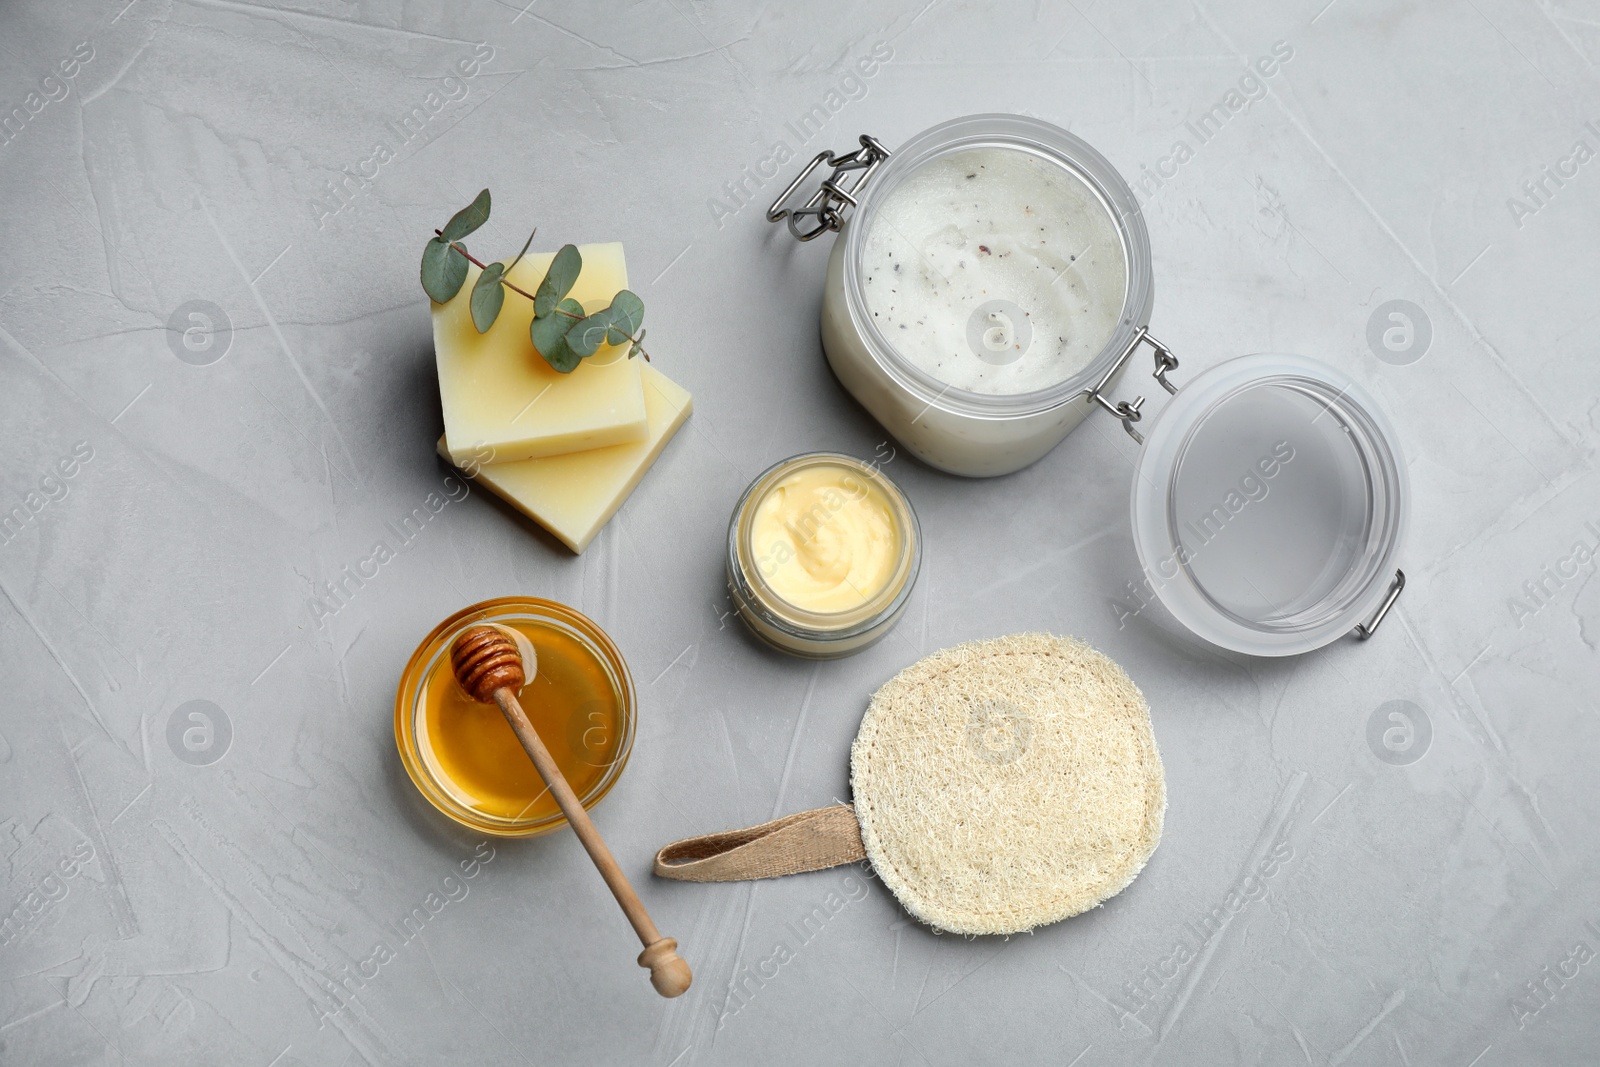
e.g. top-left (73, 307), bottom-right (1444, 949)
top-left (1083, 327), bottom-right (1181, 445)
top-left (767, 135), bottom-right (893, 241)
top-left (1353, 570), bottom-right (1405, 640)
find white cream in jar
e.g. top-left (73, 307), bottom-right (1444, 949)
top-left (859, 147), bottom-right (1128, 396)
top-left (813, 116), bottom-right (1154, 478)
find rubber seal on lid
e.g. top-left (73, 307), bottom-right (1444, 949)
top-left (1130, 354), bottom-right (1407, 656)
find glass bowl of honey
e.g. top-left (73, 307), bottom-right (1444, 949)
top-left (395, 597), bottom-right (636, 837)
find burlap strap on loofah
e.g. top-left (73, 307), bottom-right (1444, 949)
top-left (653, 805), bottom-right (865, 881)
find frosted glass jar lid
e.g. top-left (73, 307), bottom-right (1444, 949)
top-left (1127, 353), bottom-right (1407, 656)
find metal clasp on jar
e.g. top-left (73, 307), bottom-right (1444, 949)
top-left (767, 135), bottom-right (892, 241)
top-left (1083, 327), bottom-right (1181, 445)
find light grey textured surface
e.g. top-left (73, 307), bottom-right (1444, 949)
top-left (2, 1), bottom-right (1598, 1064)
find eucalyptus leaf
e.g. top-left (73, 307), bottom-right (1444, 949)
top-left (531, 297), bottom-right (586, 371)
top-left (565, 307), bottom-right (614, 359)
top-left (602, 289), bottom-right (645, 346)
top-left (567, 289), bottom-right (644, 357)
top-left (421, 237), bottom-right (469, 303)
top-left (470, 262), bottom-right (506, 333)
top-left (533, 244), bottom-right (582, 319)
top-left (544, 336), bottom-right (583, 373)
top-left (440, 189), bottom-right (491, 242)
top-left (506, 228), bottom-right (537, 275)
top-left (529, 301), bottom-right (569, 357)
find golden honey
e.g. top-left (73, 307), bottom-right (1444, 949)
top-left (396, 598), bottom-right (635, 836)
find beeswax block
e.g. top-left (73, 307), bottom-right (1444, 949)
top-left (441, 364), bottom-right (691, 553)
top-left (433, 243), bottom-right (646, 465)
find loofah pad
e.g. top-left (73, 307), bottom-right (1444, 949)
top-left (850, 633), bottom-right (1165, 935)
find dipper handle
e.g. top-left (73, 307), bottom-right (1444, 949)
top-left (450, 626), bottom-right (691, 998)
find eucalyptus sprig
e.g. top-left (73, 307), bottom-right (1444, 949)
top-left (420, 189), bottom-right (650, 373)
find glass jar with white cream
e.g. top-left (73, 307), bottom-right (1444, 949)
top-left (770, 114), bottom-right (1155, 477)
top-left (726, 453), bottom-right (920, 658)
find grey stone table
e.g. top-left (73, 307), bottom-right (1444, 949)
top-left (3, 0), bottom-right (1598, 1063)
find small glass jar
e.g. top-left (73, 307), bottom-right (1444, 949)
top-left (395, 596), bottom-right (636, 837)
top-left (726, 453), bottom-right (921, 658)
top-left (783, 114), bottom-right (1156, 477)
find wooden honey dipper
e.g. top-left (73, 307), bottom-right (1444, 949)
top-left (450, 625), bottom-right (692, 998)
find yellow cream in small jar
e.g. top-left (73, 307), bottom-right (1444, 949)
top-left (749, 464), bottom-right (899, 612)
top-left (727, 453), bottom-right (920, 658)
